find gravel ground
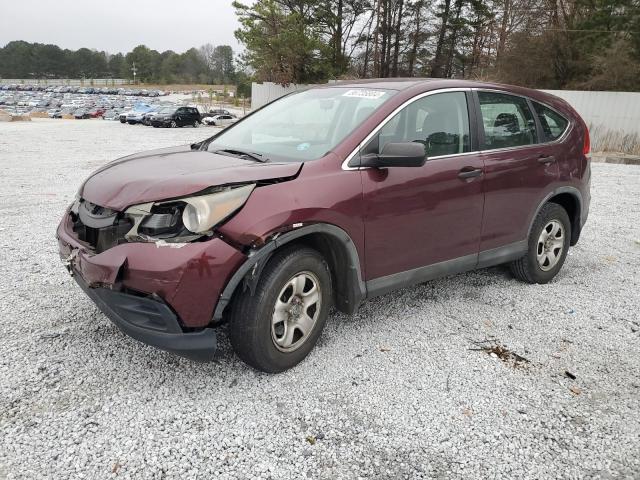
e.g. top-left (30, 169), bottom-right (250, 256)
top-left (0, 119), bottom-right (639, 479)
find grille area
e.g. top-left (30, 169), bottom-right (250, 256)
top-left (71, 200), bottom-right (132, 253)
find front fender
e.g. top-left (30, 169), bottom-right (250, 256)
top-left (212, 223), bottom-right (367, 320)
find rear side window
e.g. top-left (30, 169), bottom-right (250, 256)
top-left (532, 101), bottom-right (569, 141)
top-left (478, 91), bottom-right (537, 149)
top-left (374, 91), bottom-right (471, 157)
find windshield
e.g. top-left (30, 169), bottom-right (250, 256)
top-left (206, 87), bottom-right (395, 162)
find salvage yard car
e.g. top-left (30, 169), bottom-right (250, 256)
top-left (149, 106), bottom-right (201, 128)
top-left (201, 113), bottom-right (237, 127)
top-left (57, 79), bottom-right (591, 372)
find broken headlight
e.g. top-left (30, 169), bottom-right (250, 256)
top-left (123, 184), bottom-right (255, 242)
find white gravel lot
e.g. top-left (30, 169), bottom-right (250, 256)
top-left (0, 119), bottom-right (639, 479)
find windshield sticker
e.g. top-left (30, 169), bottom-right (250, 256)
top-left (342, 89), bottom-right (386, 99)
top-left (296, 143), bottom-right (310, 151)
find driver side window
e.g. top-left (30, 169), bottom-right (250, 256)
top-left (366, 92), bottom-right (471, 158)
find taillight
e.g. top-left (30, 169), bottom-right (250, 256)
top-left (583, 124), bottom-right (590, 155)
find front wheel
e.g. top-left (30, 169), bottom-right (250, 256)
top-left (170, 120), bottom-right (177, 128)
top-left (193, 120), bottom-right (199, 128)
top-left (229, 246), bottom-right (332, 373)
top-left (511, 203), bottom-right (571, 284)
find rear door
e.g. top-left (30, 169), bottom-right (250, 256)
top-left (360, 90), bottom-right (485, 291)
top-left (475, 90), bottom-right (560, 254)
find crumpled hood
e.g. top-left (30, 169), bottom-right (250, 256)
top-left (80, 145), bottom-right (302, 211)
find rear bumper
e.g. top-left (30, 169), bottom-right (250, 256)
top-left (73, 273), bottom-right (217, 361)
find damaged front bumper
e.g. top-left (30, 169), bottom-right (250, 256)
top-left (73, 273), bottom-right (217, 361)
top-left (56, 210), bottom-right (247, 361)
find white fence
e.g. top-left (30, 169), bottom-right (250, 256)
top-left (543, 90), bottom-right (640, 154)
top-left (251, 82), bottom-right (308, 109)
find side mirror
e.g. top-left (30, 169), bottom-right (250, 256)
top-left (360, 142), bottom-right (427, 168)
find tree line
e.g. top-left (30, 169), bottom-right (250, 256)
top-left (0, 41), bottom-right (239, 86)
top-left (233, 0), bottom-right (640, 91)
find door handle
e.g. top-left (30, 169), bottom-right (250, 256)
top-left (538, 155), bottom-right (556, 164)
top-left (458, 167), bottom-right (483, 179)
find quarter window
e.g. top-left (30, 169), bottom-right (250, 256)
top-left (371, 92), bottom-right (471, 158)
top-left (532, 101), bottom-right (569, 141)
top-left (478, 91), bottom-right (537, 149)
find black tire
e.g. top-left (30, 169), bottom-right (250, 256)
top-left (170, 120), bottom-right (177, 128)
top-left (228, 246), bottom-right (332, 373)
top-left (510, 202), bottom-right (571, 284)
top-left (193, 120), bottom-right (199, 128)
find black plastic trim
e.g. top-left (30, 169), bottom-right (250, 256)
top-left (529, 186), bottom-right (584, 245)
top-left (74, 273), bottom-right (217, 362)
top-left (367, 240), bottom-right (530, 298)
top-left (213, 223), bottom-right (367, 320)
top-left (477, 240), bottom-right (528, 268)
top-left (465, 90), bottom-right (480, 152)
top-left (367, 253), bottom-right (477, 298)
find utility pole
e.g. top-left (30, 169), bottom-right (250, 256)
top-left (131, 62), bottom-right (137, 85)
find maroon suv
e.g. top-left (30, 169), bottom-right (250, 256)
top-left (57, 79), bottom-right (591, 372)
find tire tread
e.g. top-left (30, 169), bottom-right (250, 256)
top-left (228, 245), bottom-right (331, 372)
top-left (510, 202), bottom-right (571, 284)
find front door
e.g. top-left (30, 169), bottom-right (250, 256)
top-left (360, 91), bottom-right (485, 294)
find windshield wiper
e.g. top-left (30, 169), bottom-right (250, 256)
top-left (214, 149), bottom-right (269, 163)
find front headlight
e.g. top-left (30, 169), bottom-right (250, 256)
top-left (124, 184), bottom-right (254, 242)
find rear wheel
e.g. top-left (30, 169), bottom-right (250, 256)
top-left (170, 120), bottom-right (177, 128)
top-left (229, 246), bottom-right (332, 373)
top-left (511, 203), bottom-right (571, 284)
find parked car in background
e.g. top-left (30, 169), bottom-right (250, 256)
top-left (121, 103), bottom-right (148, 124)
top-left (73, 109), bottom-right (91, 119)
top-left (102, 110), bottom-right (120, 121)
top-left (58, 79), bottom-right (591, 372)
top-left (126, 111), bottom-right (147, 125)
top-left (141, 106), bottom-right (168, 126)
top-left (207, 108), bottom-right (233, 116)
top-left (150, 107), bottom-right (201, 128)
top-left (202, 114), bottom-right (237, 127)
top-left (88, 108), bottom-right (105, 118)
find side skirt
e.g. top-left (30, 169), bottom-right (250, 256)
top-left (365, 240), bottom-right (527, 299)
top-left (476, 240), bottom-right (527, 269)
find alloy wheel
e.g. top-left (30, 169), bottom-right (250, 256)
top-left (271, 271), bottom-right (321, 352)
top-left (537, 220), bottom-right (564, 271)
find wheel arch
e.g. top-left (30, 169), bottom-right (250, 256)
top-left (529, 187), bottom-right (583, 246)
top-left (212, 223), bottom-right (367, 321)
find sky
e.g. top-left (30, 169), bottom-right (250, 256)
top-left (0, 0), bottom-right (242, 54)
